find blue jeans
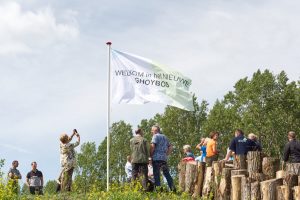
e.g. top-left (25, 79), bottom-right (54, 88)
top-left (153, 160), bottom-right (175, 191)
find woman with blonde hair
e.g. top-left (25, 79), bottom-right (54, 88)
top-left (57, 129), bottom-right (80, 192)
top-left (195, 137), bottom-right (209, 162)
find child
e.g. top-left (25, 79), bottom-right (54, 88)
top-left (182, 145), bottom-right (195, 161)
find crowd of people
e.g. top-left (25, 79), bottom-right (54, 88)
top-left (6, 126), bottom-right (300, 195)
top-left (125, 127), bottom-right (300, 192)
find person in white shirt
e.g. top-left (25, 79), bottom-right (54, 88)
top-left (125, 155), bottom-right (132, 182)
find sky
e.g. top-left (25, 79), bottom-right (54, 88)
top-left (0, 0), bottom-right (299, 183)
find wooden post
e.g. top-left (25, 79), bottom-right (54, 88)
top-left (213, 161), bottom-right (222, 199)
top-left (202, 166), bottom-right (214, 197)
top-left (231, 169), bottom-right (248, 177)
top-left (184, 162), bottom-right (197, 194)
top-left (283, 174), bottom-right (298, 200)
top-left (277, 185), bottom-right (289, 200)
top-left (178, 161), bottom-right (186, 192)
top-left (276, 170), bottom-right (285, 179)
top-left (192, 162), bottom-right (206, 198)
top-left (286, 163), bottom-right (300, 175)
top-left (262, 157), bottom-right (280, 179)
top-left (251, 181), bottom-right (261, 200)
top-left (231, 175), bottom-right (244, 200)
top-left (241, 176), bottom-right (251, 200)
top-left (293, 186), bottom-right (300, 200)
top-left (218, 168), bottom-right (233, 200)
top-left (234, 155), bottom-right (247, 169)
top-left (247, 151), bottom-right (262, 177)
top-left (260, 178), bottom-right (283, 200)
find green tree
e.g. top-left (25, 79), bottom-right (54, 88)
top-left (74, 142), bottom-right (98, 193)
top-left (203, 69), bottom-right (300, 157)
top-left (43, 180), bottom-right (57, 195)
top-left (109, 121), bottom-right (132, 182)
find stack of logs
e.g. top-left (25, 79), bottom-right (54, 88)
top-left (178, 152), bottom-right (300, 199)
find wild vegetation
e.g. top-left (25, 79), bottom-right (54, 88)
top-left (0, 69), bottom-right (299, 199)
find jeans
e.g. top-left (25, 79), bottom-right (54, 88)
top-left (132, 163), bottom-right (148, 191)
top-left (153, 160), bottom-right (175, 191)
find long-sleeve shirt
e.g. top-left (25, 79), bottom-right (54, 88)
top-left (283, 139), bottom-right (300, 163)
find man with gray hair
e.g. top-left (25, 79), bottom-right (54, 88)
top-left (283, 131), bottom-right (300, 163)
top-left (150, 125), bottom-right (175, 192)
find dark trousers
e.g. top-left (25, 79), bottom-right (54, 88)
top-left (29, 186), bottom-right (43, 195)
top-left (132, 163), bottom-right (148, 191)
top-left (206, 154), bottom-right (218, 167)
top-left (62, 167), bottom-right (74, 192)
top-left (153, 160), bottom-right (175, 191)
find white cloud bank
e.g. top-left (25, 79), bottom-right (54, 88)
top-left (0, 2), bottom-right (79, 55)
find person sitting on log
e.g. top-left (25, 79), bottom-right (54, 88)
top-left (283, 131), bottom-right (300, 163)
top-left (182, 145), bottom-right (195, 161)
top-left (206, 131), bottom-right (219, 166)
top-left (195, 137), bottom-right (209, 162)
top-left (247, 133), bottom-right (262, 151)
top-left (224, 129), bottom-right (256, 169)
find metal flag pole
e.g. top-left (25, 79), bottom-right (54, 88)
top-left (106, 41), bottom-right (112, 191)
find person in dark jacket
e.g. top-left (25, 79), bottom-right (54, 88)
top-left (130, 128), bottom-right (150, 191)
top-left (247, 133), bottom-right (262, 151)
top-left (283, 131), bottom-right (300, 163)
top-left (225, 129), bottom-right (256, 169)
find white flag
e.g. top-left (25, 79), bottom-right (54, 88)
top-left (111, 49), bottom-right (194, 111)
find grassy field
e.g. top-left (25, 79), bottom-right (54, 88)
top-left (0, 181), bottom-right (214, 200)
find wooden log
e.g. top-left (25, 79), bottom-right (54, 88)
top-left (231, 175), bottom-right (244, 200)
top-left (249, 172), bottom-right (266, 183)
top-left (202, 166), bottom-right (214, 197)
top-left (241, 176), bottom-right (251, 200)
top-left (276, 170), bottom-right (285, 179)
top-left (260, 178), bottom-right (283, 200)
top-left (178, 161), bottom-right (186, 192)
top-left (286, 163), bottom-right (300, 176)
top-left (213, 161), bottom-right (222, 199)
top-left (262, 157), bottom-right (280, 179)
top-left (293, 186), bottom-right (300, 200)
top-left (218, 168), bottom-right (233, 200)
top-left (192, 162), bottom-right (206, 198)
top-left (283, 174), bottom-right (298, 200)
top-left (234, 154), bottom-right (247, 169)
top-left (277, 185), bottom-right (288, 200)
top-left (251, 181), bottom-right (261, 200)
top-left (247, 151), bottom-right (262, 177)
top-left (184, 162), bottom-right (197, 194)
top-left (231, 169), bottom-right (248, 177)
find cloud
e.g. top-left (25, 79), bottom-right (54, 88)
top-left (0, 143), bottom-right (32, 154)
top-left (0, 2), bottom-right (79, 55)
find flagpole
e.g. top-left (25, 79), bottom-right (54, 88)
top-left (106, 41), bottom-right (112, 191)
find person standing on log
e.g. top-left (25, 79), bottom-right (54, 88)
top-left (283, 131), bottom-right (300, 163)
top-left (150, 125), bottom-right (176, 192)
top-left (130, 128), bottom-right (150, 191)
top-left (206, 131), bottom-right (219, 167)
top-left (224, 129), bottom-right (255, 169)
